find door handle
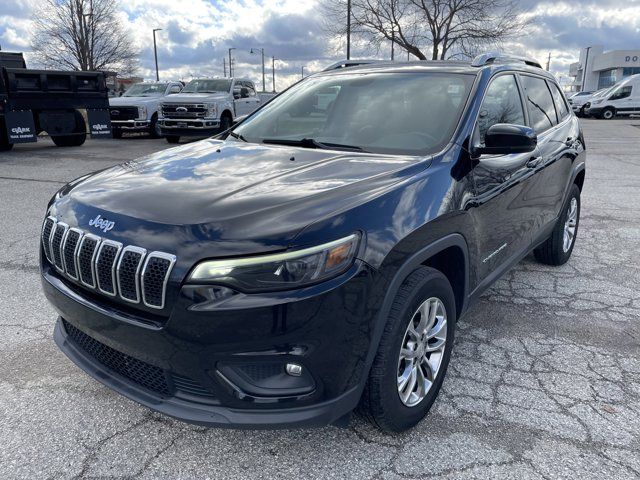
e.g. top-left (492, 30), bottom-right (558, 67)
top-left (526, 156), bottom-right (543, 168)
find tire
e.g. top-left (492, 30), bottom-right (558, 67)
top-left (149, 114), bottom-right (162, 138)
top-left (534, 183), bottom-right (581, 266)
top-left (112, 128), bottom-right (123, 139)
top-left (360, 267), bottom-right (456, 432)
top-left (51, 110), bottom-right (86, 147)
top-left (165, 135), bottom-right (180, 144)
top-left (601, 107), bottom-right (615, 120)
top-left (219, 114), bottom-right (232, 133)
top-left (0, 120), bottom-right (13, 151)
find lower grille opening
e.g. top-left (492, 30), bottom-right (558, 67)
top-left (61, 319), bottom-right (216, 401)
top-left (62, 319), bottom-right (170, 395)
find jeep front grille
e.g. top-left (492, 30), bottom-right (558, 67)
top-left (42, 217), bottom-right (176, 310)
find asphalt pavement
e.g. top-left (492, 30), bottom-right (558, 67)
top-left (0, 121), bottom-right (639, 479)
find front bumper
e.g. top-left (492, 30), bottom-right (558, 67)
top-left (43, 260), bottom-right (376, 428)
top-left (111, 119), bottom-right (151, 131)
top-left (158, 118), bottom-right (220, 137)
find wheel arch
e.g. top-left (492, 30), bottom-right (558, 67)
top-left (220, 109), bottom-right (233, 120)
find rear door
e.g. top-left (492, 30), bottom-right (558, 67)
top-left (519, 74), bottom-right (575, 237)
top-left (470, 73), bottom-right (541, 280)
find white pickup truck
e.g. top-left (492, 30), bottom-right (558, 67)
top-left (158, 77), bottom-right (261, 143)
top-left (109, 82), bottom-right (183, 138)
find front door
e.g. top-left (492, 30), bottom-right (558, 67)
top-left (469, 73), bottom-right (541, 281)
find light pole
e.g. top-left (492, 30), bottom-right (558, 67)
top-left (347, 0), bottom-right (351, 60)
top-left (250, 48), bottom-right (266, 92)
top-left (301, 66), bottom-right (305, 79)
top-left (271, 56), bottom-right (278, 93)
top-left (228, 48), bottom-right (236, 77)
top-left (153, 28), bottom-right (162, 81)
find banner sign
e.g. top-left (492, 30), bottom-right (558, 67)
top-left (87, 109), bottom-right (112, 139)
top-left (4, 110), bottom-right (37, 143)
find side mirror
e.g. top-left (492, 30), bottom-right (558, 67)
top-left (169, 86), bottom-right (181, 94)
top-left (476, 124), bottom-right (537, 156)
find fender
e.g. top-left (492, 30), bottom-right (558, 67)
top-left (361, 233), bottom-right (470, 381)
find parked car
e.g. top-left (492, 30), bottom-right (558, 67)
top-left (109, 82), bottom-right (183, 138)
top-left (585, 74), bottom-right (640, 119)
top-left (0, 51), bottom-right (111, 151)
top-left (158, 77), bottom-right (261, 143)
top-left (41, 53), bottom-right (585, 432)
top-left (567, 90), bottom-right (593, 116)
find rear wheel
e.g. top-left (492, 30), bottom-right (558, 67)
top-left (534, 183), bottom-right (581, 265)
top-left (601, 107), bottom-right (615, 120)
top-left (0, 119), bottom-right (13, 151)
top-left (165, 135), bottom-right (180, 144)
top-left (51, 110), bottom-right (86, 147)
top-left (360, 267), bottom-right (456, 432)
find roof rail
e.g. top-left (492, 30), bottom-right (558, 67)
top-left (322, 59), bottom-right (383, 72)
top-left (471, 52), bottom-right (542, 69)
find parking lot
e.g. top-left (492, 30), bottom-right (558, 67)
top-left (1, 119), bottom-right (639, 479)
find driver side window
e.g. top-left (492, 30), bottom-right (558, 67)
top-left (477, 74), bottom-right (525, 145)
top-left (610, 86), bottom-right (632, 100)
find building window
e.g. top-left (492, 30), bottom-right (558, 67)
top-left (598, 69), bottom-right (617, 89)
top-left (622, 67), bottom-right (640, 78)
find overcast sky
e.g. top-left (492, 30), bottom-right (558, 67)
top-left (1, 0), bottom-right (639, 90)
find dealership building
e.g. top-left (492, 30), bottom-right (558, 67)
top-left (568, 46), bottom-right (640, 92)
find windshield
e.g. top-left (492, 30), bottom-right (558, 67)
top-left (123, 83), bottom-right (168, 97)
top-left (232, 72), bottom-right (474, 155)
top-left (182, 79), bottom-right (232, 93)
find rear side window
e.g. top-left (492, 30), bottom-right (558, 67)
top-left (549, 82), bottom-right (570, 120)
top-left (477, 74), bottom-right (525, 144)
top-left (520, 75), bottom-right (558, 133)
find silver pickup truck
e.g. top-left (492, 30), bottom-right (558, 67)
top-left (158, 77), bottom-right (261, 143)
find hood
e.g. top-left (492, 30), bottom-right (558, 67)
top-left (51, 140), bottom-right (424, 257)
top-left (110, 96), bottom-right (160, 106)
top-left (161, 92), bottom-right (228, 103)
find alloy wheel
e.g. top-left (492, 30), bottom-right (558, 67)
top-left (397, 297), bottom-right (448, 407)
top-left (563, 197), bottom-right (578, 252)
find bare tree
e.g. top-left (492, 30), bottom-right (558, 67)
top-left (31, 0), bottom-right (138, 75)
top-left (322, 0), bottom-right (528, 61)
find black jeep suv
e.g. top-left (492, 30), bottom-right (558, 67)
top-left (41, 53), bottom-right (585, 432)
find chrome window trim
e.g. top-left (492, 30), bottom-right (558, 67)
top-left (95, 240), bottom-right (123, 297)
top-left (141, 251), bottom-right (176, 310)
top-left (41, 216), bottom-right (57, 263)
top-left (52, 222), bottom-right (69, 273)
top-left (76, 233), bottom-right (102, 289)
top-left (116, 245), bottom-right (147, 304)
top-left (62, 227), bottom-right (84, 280)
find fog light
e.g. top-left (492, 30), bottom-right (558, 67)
top-left (285, 363), bottom-right (303, 377)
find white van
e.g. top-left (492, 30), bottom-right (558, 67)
top-left (585, 74), bottom-right (640, 119)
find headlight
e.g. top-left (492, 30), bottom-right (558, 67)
top-left (206, 103), bottom-right (217, 117)
top-left (137, 105), bottom-right (147, 119)
top-left (188, 233), bottom-right (360, 291)
top-left (593, 99), bottom-right (604, 105)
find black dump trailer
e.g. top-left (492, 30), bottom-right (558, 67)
top-left (0, 52), bottom-right (112, 151)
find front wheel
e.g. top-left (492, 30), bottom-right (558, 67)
top-left (534, 183), bottom-right (581, 265)
top-left (149, 115), bottom-right (163, 138)
top-left (165, 135), bottom-right (180, 144)
top-left (360, 267), bottom-right (456, 432)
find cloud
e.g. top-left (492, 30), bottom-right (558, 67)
top-left (1, 0), bottom-right (639, 89)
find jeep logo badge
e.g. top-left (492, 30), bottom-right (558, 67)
top-left (89, 214), bottom-right (115, 233)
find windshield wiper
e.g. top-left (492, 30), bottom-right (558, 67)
top-left (262, 138), bottom-right (366, 152)
top-left (228, 131), bottom-right (247, 141)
